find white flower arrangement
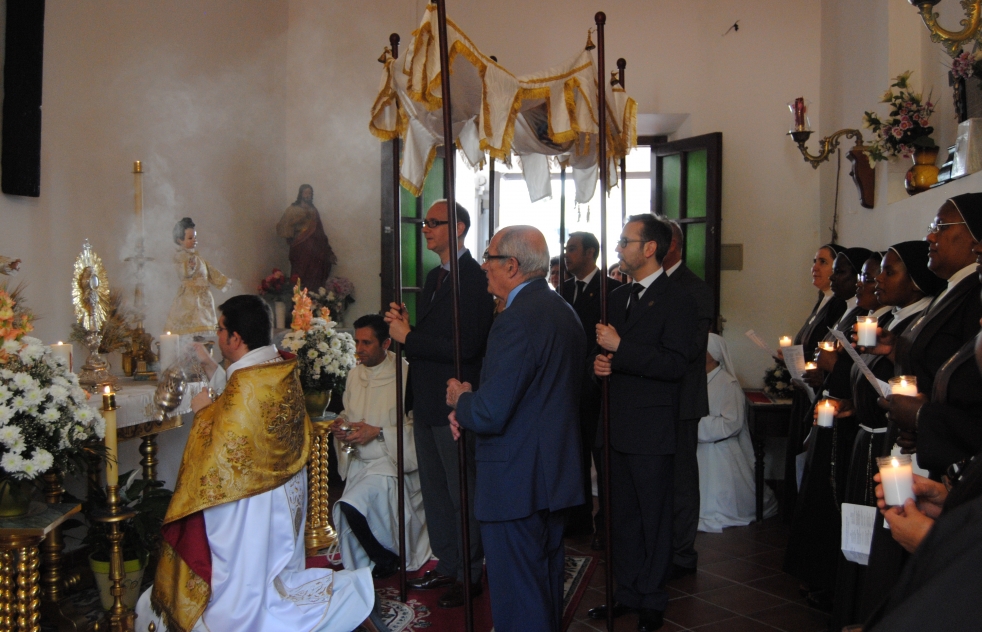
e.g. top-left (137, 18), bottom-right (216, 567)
top-left (0, 336), bottom-right (105, 480)
top-left (280, 315), bottom-right (356, 395)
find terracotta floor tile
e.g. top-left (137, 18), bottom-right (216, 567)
top-left (667, 569), bottom-right (738, 595)
top-left (694, 546), bottom-right (734, 566)
top-left (697, 536), bottom-right (778, 558)
top-left (747, 602), bottom-right (831, 632)
top-left (699, 558), bottom-right (782, 584)
top-left (664, 596), bottom-right (739, 629)
top-left (695, 584), bottom-right (788, 616)
top-left (743, 548), bottom-right (787, 571)
top-left (745, 574), bottom-right (807, 602)
top-left (690, 615), bottom-right (783, 631)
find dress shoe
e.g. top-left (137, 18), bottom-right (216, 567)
top-left (590, 533), bottom-right (606, 551)
top-left (371, 558), bottom-right (400, 580)
top-left (437, 580), bottom-right (483, 608)
top-left (587, 603), bottom-right (634, 620)
top-left (670, 563), bottom-right (697, 580)
top-left (407, 570), bottom-right (455, 590)
top-left (637, 608), bottom-right (664, 631)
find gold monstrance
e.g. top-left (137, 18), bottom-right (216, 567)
top-left (73, 240), bottom-right (115, 391)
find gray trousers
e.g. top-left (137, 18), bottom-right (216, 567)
top-left (672, 417), bottom-right (700, 568)
top-left (414, 423), bottom-right (484, 581)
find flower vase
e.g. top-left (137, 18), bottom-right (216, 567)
top-left (304, 390), bottom-right (332, 419)
top-left (905, 146), bottom-right (940, 195)
top-left (0, 476), bottom-right (34, 518)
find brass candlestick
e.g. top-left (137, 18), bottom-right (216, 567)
top-left (788, 128), bottom-right (866, 169)
top-left (90, 486), bottom-right (136, 632)
top-left (910, 0), bottom-right (982, 58)
top-left (304, 418), bottom-right (337, 555)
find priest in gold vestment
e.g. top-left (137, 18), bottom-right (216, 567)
top-left (136, 295), bottom-right (387, 632)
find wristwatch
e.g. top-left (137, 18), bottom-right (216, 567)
top-left (377, 429), bottom-right (385, 442)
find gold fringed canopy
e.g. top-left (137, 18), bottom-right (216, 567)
top-left (369, 4), bottom-right (637, 203)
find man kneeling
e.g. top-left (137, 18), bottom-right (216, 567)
top-left (331, 314), bottom-right (431, 577)
top-left (135, 295), bottom-right (387, 632)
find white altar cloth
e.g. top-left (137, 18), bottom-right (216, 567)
top-left (84, 378), bottom-right (207, 429)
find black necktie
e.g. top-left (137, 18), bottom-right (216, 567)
top-left (575, 280), bottom-right (586, 303)
top-left (433, 268), bottom-right (448, 303)
top-left (625, 283), bottom-right (644, 319)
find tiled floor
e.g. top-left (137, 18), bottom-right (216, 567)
top-left (564, 519), bottom-right (831, 632)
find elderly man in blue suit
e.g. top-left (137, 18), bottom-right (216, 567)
top-left (445, 225), bottom-right (587, 632)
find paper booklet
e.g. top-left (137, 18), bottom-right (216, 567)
top-left (782, 344), bottom-right (816, 402)
top-left (827, 329), bottom-right (889, 399)
top-left (745, 330), bottom-right (777, 358)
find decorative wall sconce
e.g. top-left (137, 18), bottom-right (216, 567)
top-left (910, 0), bottom-right (982, 58)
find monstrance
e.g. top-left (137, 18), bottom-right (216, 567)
top-left (73, 240), bottom-right (115, 391)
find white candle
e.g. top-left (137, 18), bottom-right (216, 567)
top-left (889, 376), bottom-right (918, 397)
top-left (779, 336), bottom-right (792, 348)
top-left (804, 362), bottom-right (817, 372)
top-left (274, 302), bottom-right (287, 330)
top-left (49, 342), bottom-right (73, 372)
top-left (856, 316), bottom-right (878, 347)
top-left (159, 331), bottom-right (180, 370)
top-left (816, 399), bottom-right (835, 428)
top-left (877, 455), bottom-right (915, 506)
top-left (818, 341), bottom-right (836, 353)
top-left (102, 386), bottom-right (118, 487)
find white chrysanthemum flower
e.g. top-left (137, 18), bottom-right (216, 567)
top-left (17, 343), bottom-right (44, 363)
top-left (0, 407), bottom-right (11, 426)
top-left (74, 407), bottom-right (95, 424)
top-left (10, 396), bottom-right (29, 413)
top-left (22, 388), bottom-right (44, 407)
top-left (51, 376), bottom-right (70, 388)
top-left (40, 407), bottom-right (61, 423)
top-left (11, 373), bottom-right (35, 391)
top-left (307, 349), bottom-right (319, 359)
top-left (317, 342), bottom-right (329, 353)
top-left (30, 449), bottom-right (53, 472)
top-left (1, 340), bottom-right (20, 356)
top-left (19, 458), bottom-right (39, 478)
top-left (47, 385), bottom-right (69, 402)
top-left (91, 415), bottom-right (105, 439)
top-left (330, 338), bottom-right (341, 350)
top-left (1, 452), bottom-right (26, 475)
top-left (0, 385), bottom-right (10, 403)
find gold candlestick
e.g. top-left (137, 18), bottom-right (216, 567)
top-left (91, 486), bottom-right (136, 632)
top-left (304, 419), bottom-right (337, 554)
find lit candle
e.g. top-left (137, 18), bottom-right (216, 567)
top-left (856, 316), bottom-right (878, 347)
top-left (779, 336), bottom-right (792, 348)
top-left (818, 341), bottom-right (837, 353)
top-left (793, 97), bottom-right (806, 131)
top-left (102, 386), bottom-right (118, 487)
top-left (877, 455), bottom-right (915, 506)
top-left (816, 399), bottom-right (835, 428)
top-left (49, 342), bottom-right (73, 372)
top-left (889, 376), bottom-right (918, 397)
top-left (133, 160), bottom-right (143, 217)
top-left (159, 331), bottom-right (180, 370)
top-left (804, 362), bottom-right (817, 371)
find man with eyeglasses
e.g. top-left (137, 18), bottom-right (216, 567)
top-left (384, 200), bottom-right (493, 608)
top-left (589, 214), bottom-right (699, 632)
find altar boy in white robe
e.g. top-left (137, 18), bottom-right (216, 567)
top-left (331, 314), bottom-right (431, 577)
top-left (135, 295), bottom-right (387, 632)
top-left (697, 334), bottom-right (777, 532)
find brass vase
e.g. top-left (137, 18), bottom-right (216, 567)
top-left (905, 145), bottom-right (940, 195)
top-left (303, 390), bottom-right (332, 419)
top-left (0, 476), bottom-right (33, 517)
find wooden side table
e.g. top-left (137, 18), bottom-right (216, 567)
top-left (0, 503), bottom-right (80, 632)
top-left (744, 390), bottom-right (792, 522)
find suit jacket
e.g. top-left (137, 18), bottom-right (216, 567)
top-left (455, 278), bottom-right (587, 522)
top-left (561, 271), bottom-right (622, 338)
top-left (603, 271), bottom-right (699, 455)
top-left (896, 273), bottom-right (982, 396)
top-left (404, 251), bottom-right (495, 427)
top-left (667, 263), bottom-right (714, 420)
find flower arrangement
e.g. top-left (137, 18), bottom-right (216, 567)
top-left (257, 268), bottom-right (298, 301)
top-left (280, 282), bottom-right (356, 397)
top-left (862, 71), bottom-right (935, 164)
top-left (309, 277), bottom-right (356, 326)
top-left (950, 49), bottom-right (982, 81)
top-left (0, 287), bottom-right (104, 480)
top-left (763, 364), bottom-right (794, 401)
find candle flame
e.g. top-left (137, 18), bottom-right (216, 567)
top-left (901, 379), bottom-right (908, 388)
top-left (891, 457), bottom-right (899, 468)
top-left (57, 341), bottom-right (63, 345)
top-left (166, 331), bottom-right (172, 335)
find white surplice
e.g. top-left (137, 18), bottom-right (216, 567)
top-left (697, 365), bottom-right (778, 533)
top-left (332, 351), bottom-right (431, 572)
top-left (135, 345), bottom-right (376, 632)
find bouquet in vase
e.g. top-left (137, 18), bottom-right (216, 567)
top-left (0, 287), bottom-right (105, 481)
top-left (310, 277), bottom-right (356, 326)
top-left (257, 268), bottom-right (297, 302)
top-left (280, 282), bottom-right (356, 398)
top-left (862, 71), bottom-right (935, 164)
top-left (762, 364), bottom-right (794, 401)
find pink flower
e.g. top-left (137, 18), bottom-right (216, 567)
top-left (892, 127), bottom-right (904, 139)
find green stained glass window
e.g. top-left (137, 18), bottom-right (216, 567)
top-left (685, 223), bottom-right (707, 280)
top-left (687, 150), bottom-right (707, 218)
top-left (661, 154), bottom-right (681, 219)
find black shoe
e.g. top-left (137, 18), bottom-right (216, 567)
top-left (637, 608), bottom-right (664, 631)
top-left (587, 603), bottom-right (634, 620)
top-left (590, 533), bottom-right (606, 551)
top-left (437, 580), bottom-right (483, 608)
top-left (371, 558), bottom-right (400, 580)
top-left (670, 563), bottom-right (697, 580)
top-left (407, 570), bottom-right (455, 590)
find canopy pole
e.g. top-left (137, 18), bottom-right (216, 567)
top-left (617, 58), bottom-right (627, 225)
top-left (558, 165), bottom-right (567, 293)
top-left (434, 2), bottom-right (475, 630)
top-left (388, 31), bottom-right (408, 605)
top-left (595, 11), bottom-right (615, 632)
top-left (488, 56), bottom-right (497, 244)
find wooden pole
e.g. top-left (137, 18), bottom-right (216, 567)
top-left (617, 58), bottom-right (627, 224)
top-left (389, 32), bottom-right (408, 604)
top-left (558, 165), bottom-right (567, 293)
top-left (595, 11), bottom-right (615, 632)
top-left (434, 2), bottom-right (475, 629)
top-left (489, 56), bottom-right (497, 243)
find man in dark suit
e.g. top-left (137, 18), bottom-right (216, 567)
top-left (662, 219), bottom-right (714, 577)
top-left (446, 225), bottom-right (586, 632)
top-left (561, 231), bottom-right (621, 542)
top-left (590, 214), bottom-right (699, 632)
top-left (385, 200), bottom-right (494, 608)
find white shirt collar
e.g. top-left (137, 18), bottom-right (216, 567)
top-left (576, 268), bottom-right (599, 284)
top-left (633, 268), bottom-right (663, 298)
top-left (870, 305), bottom-right (892, 319)
top-left (226, 345), bottom-right (281, 380)
top-left (665, 260), bottom-right (682, 277)
top-left (817, 288), bottom-right (833, 311)
top-left (946, 262), bottom-right (977, 291)
top-left (887, 296), bottom-right (934, 331)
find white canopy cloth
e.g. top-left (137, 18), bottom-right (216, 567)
top-left (370, 4), bottom-right (637, 203)
top-left (332, 351), bottom-right (431, 572)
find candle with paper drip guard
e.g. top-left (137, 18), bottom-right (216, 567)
top-left (101, 386), bottom-right (118, 487)
top-left (804, 361), bottom-right (817, 372)
top-left (816, 399), bottom-right (836, 428)
top-left (889, 376), bottom-right (918, 397)
top-left (49, 342), bottom-right (73, 372)
top-left (855, 316), bottom-right (878, 347)
top-left (159, 331), bottom-right (180, 371)
top-left (817, 341), bottom-right (836, 353)
top-left (877, 455), bottom-right (915, 506)
top-left (779, 336), bottom-right (792, 348)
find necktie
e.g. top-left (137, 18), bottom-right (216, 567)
top-left (625, 283), bottom-right (644, 319)
top-left (575, 280), bottom-right (586, 303)
top-left (433, 268), bottom-right (448, 303)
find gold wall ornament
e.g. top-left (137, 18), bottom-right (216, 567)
top-left (910, 0), bottom-right (982, 58)
top-left (788, 128), bottom-right (866, 169)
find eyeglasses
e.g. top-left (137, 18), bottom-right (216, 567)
top-left (482, 249), bottom-right (520, 266)
top-left (215, 325), bottom-right (227, 335)
top-left (421, 218), bottom-right (450, 229)
top-left (858, 274), bottom-right (876, 283)
top-left (928, 219), bottom-right (967, 234)
top-left (616, 238), bottom-right (649, 249)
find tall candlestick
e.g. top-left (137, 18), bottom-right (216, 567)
top-left (856, 316), bottom-right (878, 347)
top-left (877, 455), bottom-right (915, 506)
top-left (889, 376), bottom-right (918, 397)
top-left (779, 336), bottom-right (792, 348)
top-left (102, 386), bottom-right (118, 487)
top-left (159, 332), bottom-right (180, 370)
top-left (816, 399), bottom-right (835, 428)
top-left (49, 342), bottom-right (73, 372)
